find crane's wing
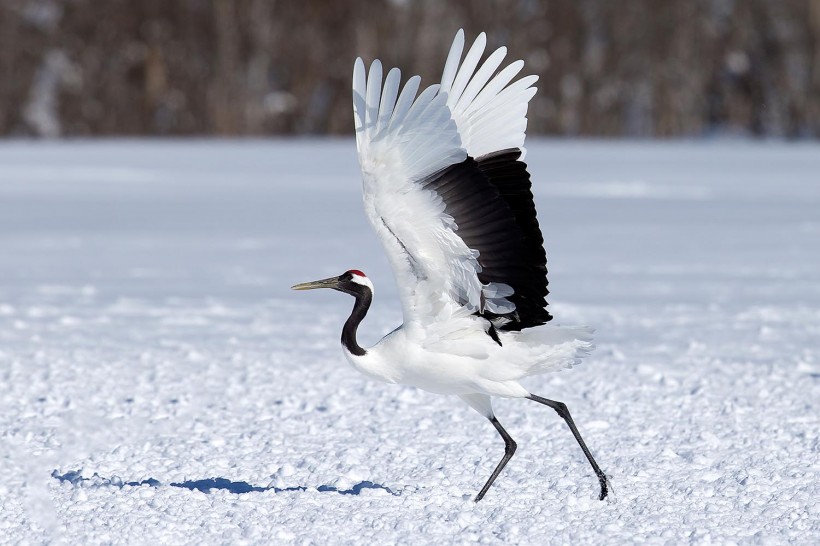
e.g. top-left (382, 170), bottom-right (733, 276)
top-left (352, 30), bottom-right (550, 331)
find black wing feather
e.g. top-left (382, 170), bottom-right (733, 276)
top-left (477, 149), bottom-right (551, 329)
top-left (419, 148), bottom-right (551, 331)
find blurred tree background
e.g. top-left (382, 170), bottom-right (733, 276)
top-left (1, 0), bottom-right (819, 137)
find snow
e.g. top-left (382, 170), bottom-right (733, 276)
top-left (1, 139), bottom-right (818, 544)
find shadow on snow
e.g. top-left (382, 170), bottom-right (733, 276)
top-left (52, 470), bottom-right (397, 496)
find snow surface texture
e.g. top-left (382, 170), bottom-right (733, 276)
top-left (0, 140), bottom-right (818, 544)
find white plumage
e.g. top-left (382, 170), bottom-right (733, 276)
top-left (294, 29), bottom-right (609, 502)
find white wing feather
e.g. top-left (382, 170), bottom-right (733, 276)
top-left (352, 30), bottom-right (539, 328)
top-left (439, 29), bottom-right (465, 95)
top-left (442, 31), bottom-right (538, 159)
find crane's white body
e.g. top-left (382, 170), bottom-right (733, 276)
top-left (348, 30), bottom-right (595, 416)
top-left (343, 321), bottom-right (593, 399)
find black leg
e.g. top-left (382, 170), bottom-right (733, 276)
top-left (474, 416), bottom-right (517, 502)
top-left (528, 394), bottom-right (609, 500)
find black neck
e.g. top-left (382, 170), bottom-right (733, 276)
top-left (342, 289), bottom-right (371, 356)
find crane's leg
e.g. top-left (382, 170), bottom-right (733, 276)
top-left (528, 394), bottom-right (609, 500)
top-left (474, 416), bottom-right (517, 502)
top-left (459, 393), bottom-right (517, 502)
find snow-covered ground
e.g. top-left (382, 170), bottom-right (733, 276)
top-left (1, 139), bottom-right (818, 544)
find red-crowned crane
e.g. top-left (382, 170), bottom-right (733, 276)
top-left (292, 29), bottom-right (609, 502)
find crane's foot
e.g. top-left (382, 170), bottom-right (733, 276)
top-left (596, 468), bottom-right (609, 500)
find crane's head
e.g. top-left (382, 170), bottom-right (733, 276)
top-left (291, 269), bottom-right (373, 297)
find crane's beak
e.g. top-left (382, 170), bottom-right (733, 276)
top-left (291, 276), bottom-right (340, 291)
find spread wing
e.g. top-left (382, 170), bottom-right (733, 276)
top-left (352, 29), bottom-right (550, 331)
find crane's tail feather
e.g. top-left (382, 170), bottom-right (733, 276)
top-left (512, 324), bottom-right (595, 377)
